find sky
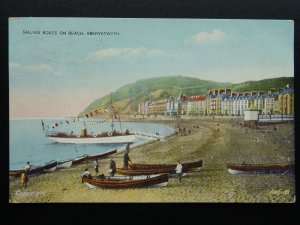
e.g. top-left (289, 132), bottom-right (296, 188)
top-left (9, 18), bottom-right (294, 118)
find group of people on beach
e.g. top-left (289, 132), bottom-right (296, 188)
top-left (81, 143), bottom-right (132, 179)
top-left (21, 142), bottom-right (183, 188)
top-left (81, 142), bottom-right (184, 182)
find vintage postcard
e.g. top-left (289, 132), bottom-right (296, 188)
top-left (9, 18), bottom-right (295, 203)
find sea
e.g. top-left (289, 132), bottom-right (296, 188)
top-left (9, 118), bottom-right (174, 170)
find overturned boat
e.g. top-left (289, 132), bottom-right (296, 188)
top-left (82, 173), bottom-right (169, 189)
top-left (225, 162), bottom-right (295, 174)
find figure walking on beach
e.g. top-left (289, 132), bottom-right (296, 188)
top-left (109, 158), bottom-right (116, 176)
top-left (123, 150), bottom-right (131, 169)
top-left (94, 160), bottom-right (99, 175)
top-left (21, 171), bottom-right (28, 189)
top-left (175, 160), bottom-right (183, 182)
top-left (126, 143), bottom-right (131, 152)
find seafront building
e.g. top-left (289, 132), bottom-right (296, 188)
top-left (278, 86), bottom-right (294, 115)
top-left (137, 85), bottom-right (294, 117)
top-left (187, 96), bottom-right (206, 115)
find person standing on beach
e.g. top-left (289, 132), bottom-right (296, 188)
top-left (109, 158), bottom-right (116, 176)
top-left (123, 150), bottom-right (131, 169)
top-left (175, 160), bottom-right (183, 182)
top-left (24, 162), bottom-right (31, 174)
top-left (94, 160), bottom-right (99, 175)
top-left (21, 171), bottom-right (28, 189)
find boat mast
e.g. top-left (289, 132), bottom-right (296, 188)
top-left (111, 93), bottom-right (114, 133)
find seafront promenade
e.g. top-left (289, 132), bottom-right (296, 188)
top-left (9, 116), bottom-right (295, 203)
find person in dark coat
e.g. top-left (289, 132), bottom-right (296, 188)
top-left (109, 159), bottom-right (116, 176)
top-left (123, 150), bottom-right (131, 169)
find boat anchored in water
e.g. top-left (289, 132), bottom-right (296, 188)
top-left (45, 93), bottom-right (136, 144)
top-left (46, 128), bottom-right (135, 144)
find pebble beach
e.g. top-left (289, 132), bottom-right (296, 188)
top-left (9, 116), bottom-right (295, 203)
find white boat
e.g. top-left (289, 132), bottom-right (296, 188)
top-left (45, 93), bottom-right (136, 144)
top-left (57, 160), bottom-right (73, 169)
top-left (44, 166), bottom-right (57, 173)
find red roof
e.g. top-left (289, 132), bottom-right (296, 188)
top-left (189, 96), bottom-right (206, 102)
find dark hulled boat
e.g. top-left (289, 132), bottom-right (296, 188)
top-left (88, 149), bottom-right (117, 160)
top-left (72, 149), bottom-right (118, 166)
top-left (9, 160), bottom-right (57, 178)
top-left (225, 162), bottom-right (295, 174)
top-left (117, 160), bottom-right (203, 176)
top-left (128, 160), bottom-right (203, 170)
top-left (82, 173), bottom-right (169, 189)
top-left (72, 155), bottom-right (89, 165)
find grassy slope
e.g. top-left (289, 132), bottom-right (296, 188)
top-left (79, 76), bottom-right (293, 116)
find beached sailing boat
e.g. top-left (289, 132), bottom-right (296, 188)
top-left (45, 94), bottom-right (136, 144)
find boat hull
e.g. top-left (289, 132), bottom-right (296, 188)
top-left (129, 160), bottom-right (203, 170)
top-left (226, 163), bottom-right (294, 174)
top-left (82, 173), bottom-right (169, 189)
top-left (72, 149), bottom-right (118, 166)
top-left (57, 160), bottom-right (73, 169)
top-left (9, 160), bottom-right (57, 178)
top-left (47, 135), bottom-right (135, 144)
top-left (117, 160), bottom-right (202, 176)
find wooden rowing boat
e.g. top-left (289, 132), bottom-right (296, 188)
top-left (9, 160), bottom-right (58, 178)
top-left (82, 173), bottom-right (169, 189)
top-left (57, 160), bottom-right (73, 169)
top-left (72, 155), bottom-right (89, 165)
top-left (72, 149), bottom-right (118, 166)
top-left (117, 160), bottom-right (203, 176)
top-left (88, 149), bottom-right (117, 160)
top-left (128, 160), bottom-right (203, 170)
top-left (44, 166), bottom-right (57, 173)
top-left (116, 168), bottom-right (176, 176)
top-left (226, 162), bottom-right (294, 174)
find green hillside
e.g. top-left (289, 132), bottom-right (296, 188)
top-left (78, 76), bottom-right (293, 116)
top-left (231, 77), bottom-right (293, 92)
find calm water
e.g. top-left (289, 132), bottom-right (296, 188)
top-left (9, 118), bottom-right (174, 170)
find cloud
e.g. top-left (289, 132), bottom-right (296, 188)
top-left (147, 49), bottom-right (178, 58)
top-left (88, 47), bottom-right (178, 60)
top-left (9, 62), bottom-right (53, 71)
top-left (184, 29), bottom-right (227, 46)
